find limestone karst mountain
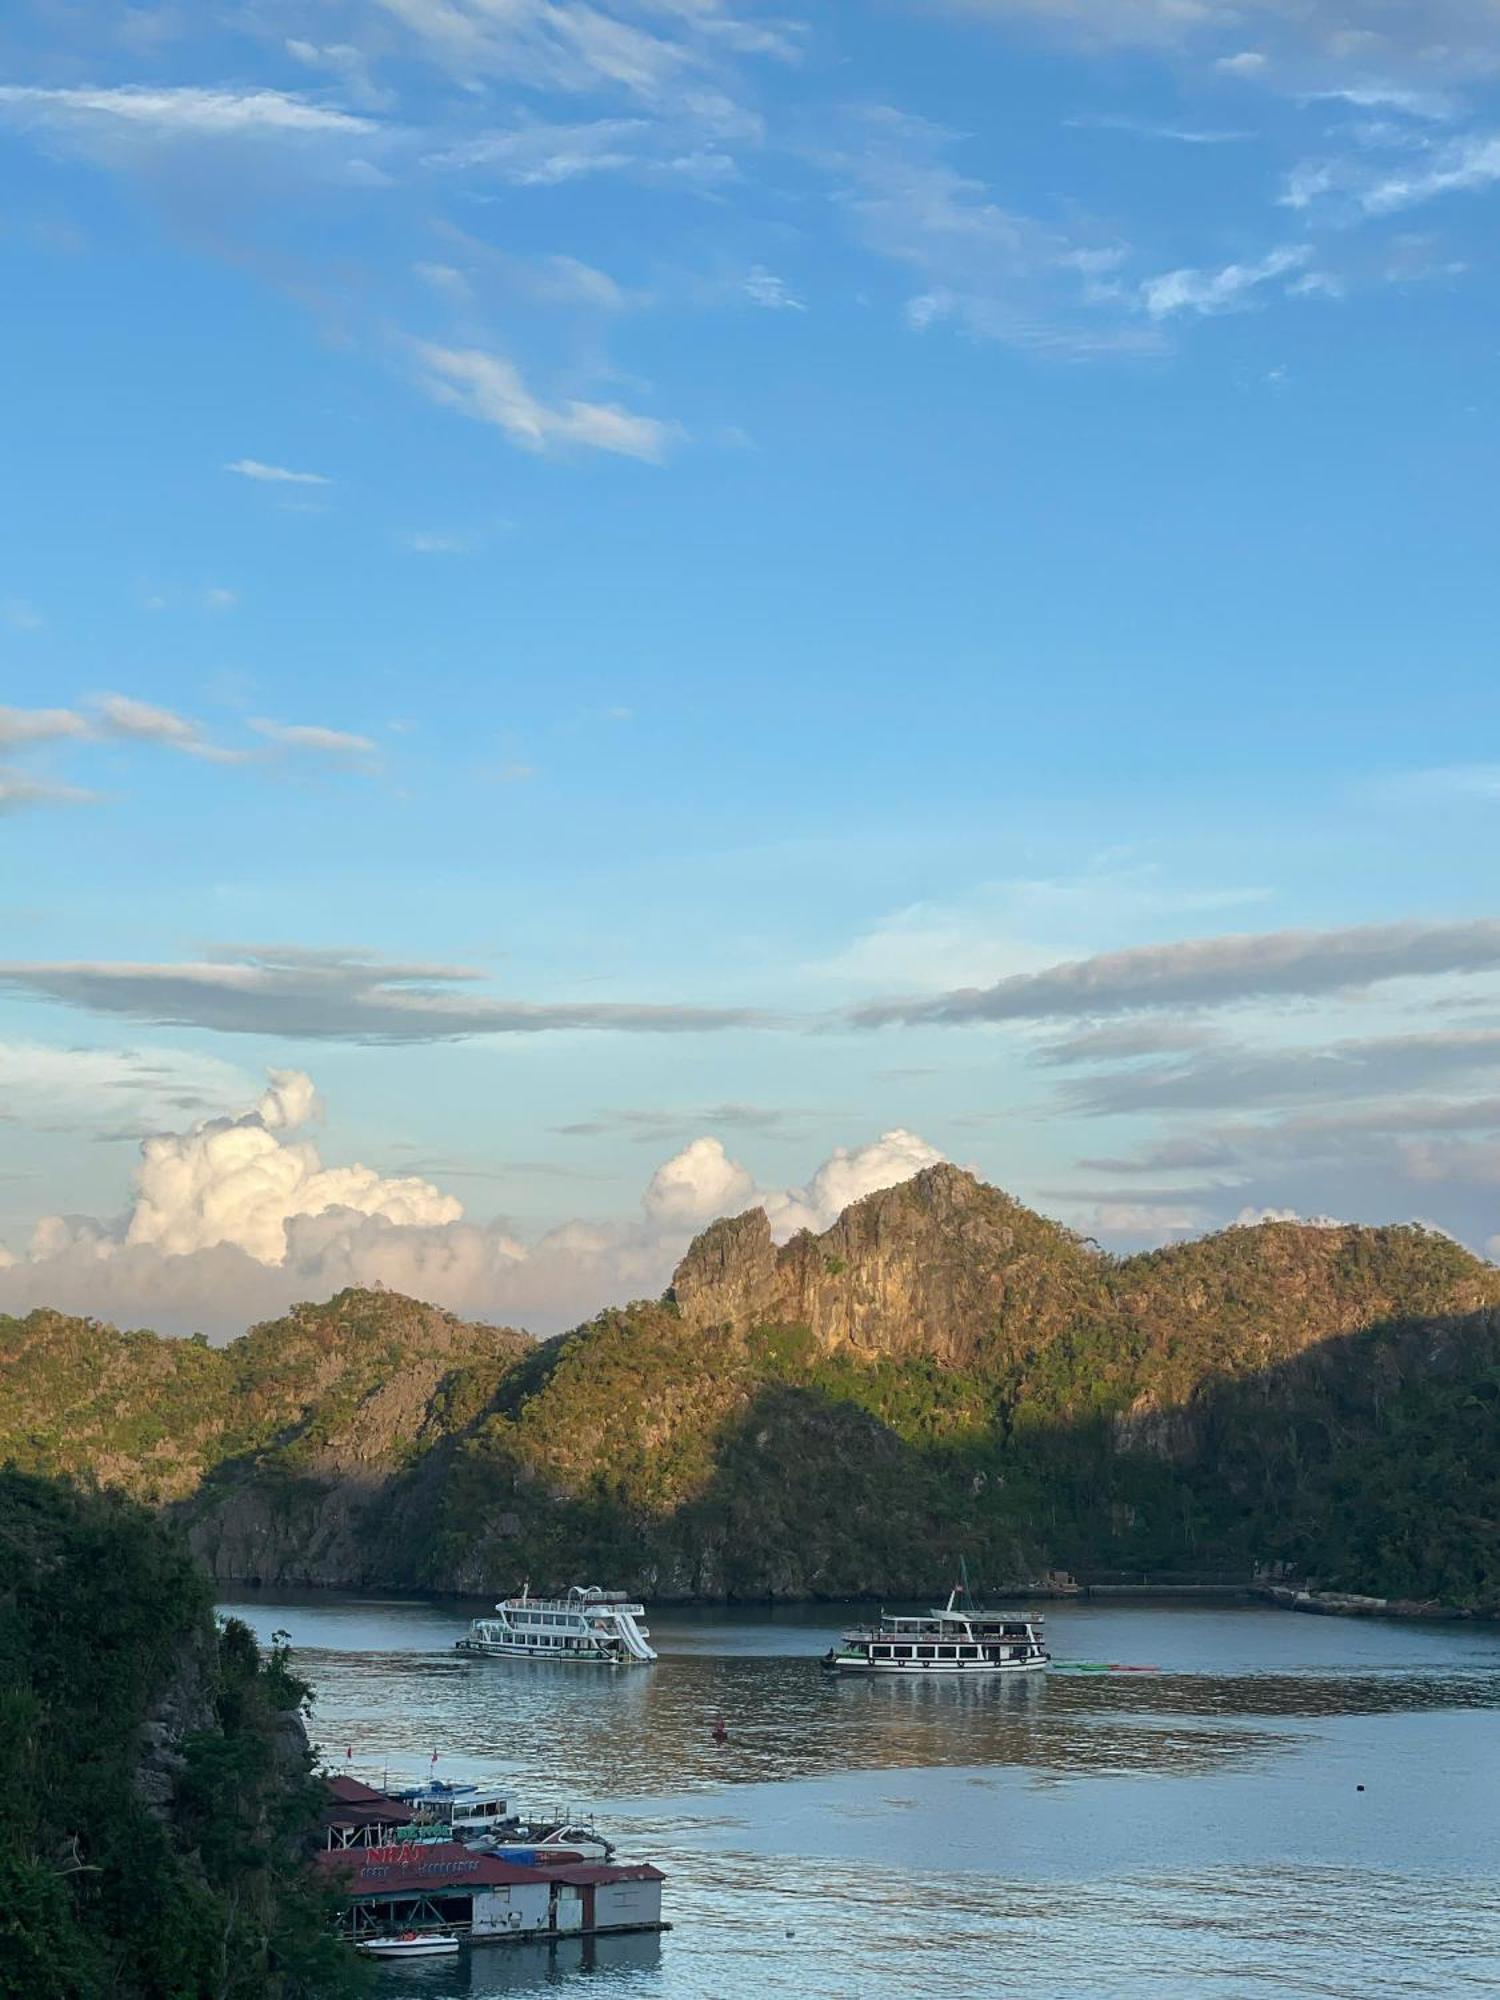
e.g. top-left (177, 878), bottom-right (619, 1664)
top-left (5, 1167), bottom-right (1500, 1607)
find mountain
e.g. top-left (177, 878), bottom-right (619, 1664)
top-left (0, 1469), bottom-right (357, 1997)
top-left (5, 1167), bottom-right (1500, 1609)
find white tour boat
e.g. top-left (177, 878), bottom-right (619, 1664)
top-left (456, 1585), bottom-right (657, 1665)
top-left (823, 1586), bottom-right (1050, 1676)
top-left (356, 1930), bottom-right (460, 1958)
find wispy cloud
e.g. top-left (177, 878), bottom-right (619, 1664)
top-left (826, 105), bottom-right (1149, 354)
top-left (743, 264), bottom-right (805, 309)
top-left (0, 706), bottom-right (89, 748)
top-left (1140, 244), bottom-right (1313, 318)
top-left (0, 84), bottom-right (373, 139)
top-left (0, 945), bottom-right (769, 1042)
top-left (250, 719), bottom-right (379, 762)
top-left (1363, 131), bottom-right (1500, 213)
top-left (413, 342), bottom-right (679, 461)
top-left (0, 768), bottom-right (99, 815)
top-left (93, 694), bottom-right (248, 764)
top-left (225, 457), bottom-right (331, 486)
top-left (854, 919), bottom-right (1500, 1027)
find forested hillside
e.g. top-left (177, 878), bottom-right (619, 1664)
top-left (0, 1471), bottom-right (358, 1998)
top-left (5, 1167), bottom-right (1499, 1610)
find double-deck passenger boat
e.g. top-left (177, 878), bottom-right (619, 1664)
top-left (822, 1586), bottom-right (1049, 1676)
top-left (456, 1585), bottom-right (657, 1665)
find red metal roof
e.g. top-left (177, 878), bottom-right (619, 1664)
top-left (321, 1777), bottom-right (414, 1828)
top-left (317, 1845), bottom-right (666, 1895)
top-left (318, 1842), bottom-right (544, 1892)
top-left (326, 1776), bottom-right (395, 1805)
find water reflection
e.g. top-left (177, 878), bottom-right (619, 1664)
top-left (218, 1593), bottom-right (1500, 1997)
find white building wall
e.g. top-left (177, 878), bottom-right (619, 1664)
top-left (594, 1880), bottom-right (662, 1932)
top-left (471, 1883), bottom-right (553, 1936)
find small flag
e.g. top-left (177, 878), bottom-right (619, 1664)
top-left (430, 1748), bottom-right (439, 1767)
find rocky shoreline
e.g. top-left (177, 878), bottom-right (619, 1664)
top-left (1258, 1584), bottom-right (1493, 1623)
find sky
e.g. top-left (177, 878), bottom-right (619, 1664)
top-left (3, 0), bottom-right (1500, 1336)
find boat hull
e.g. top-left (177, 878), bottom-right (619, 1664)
top-left (824, 1654), bottom-right (1050, 1676)
top-left (455, 1640), bottom-right (628, 1663)
top-left (357, 1937), bottom-right (460, 1958)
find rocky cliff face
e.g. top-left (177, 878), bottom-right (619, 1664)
top-left (669, 1163), bottom-right (1098, 1366)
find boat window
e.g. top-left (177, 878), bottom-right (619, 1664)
top-left (917, 1645), bottom-right (935, 1660)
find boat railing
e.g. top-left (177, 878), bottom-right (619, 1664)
top-left (502, 1595), bottom-right (647, 1617)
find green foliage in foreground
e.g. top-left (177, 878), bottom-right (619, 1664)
top-left (0, 1471), bottom-right (362, 2000)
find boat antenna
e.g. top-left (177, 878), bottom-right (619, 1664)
top-left (958, 1554), bottom-right (975, 1611)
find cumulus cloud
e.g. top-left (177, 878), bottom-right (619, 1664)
top-left (413, 343), bottom-right (679, 461)
top-left (0, 1072), bottom-right (945, 1337)
top-left (119, 1069), bottom-right (461, 1261)
top-left (761, 1128), bottom-right (946, 1235)
top-left (854, 918), bottom-right (1500, 1027)
top-left (0, 944), bottom-right (766, 1042)
top-left (643, 1136), bottom-right (755, 1223)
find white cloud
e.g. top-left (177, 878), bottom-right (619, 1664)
top-left (743, 265), bottom-right (805, 310)
top-left (1362, 131), bottom-right (1500, 213)
top-left (413, 342), bottom-right (679, 461)
top-left (250, 718), bottom-right (378, 759)
top-left (0, 1040), bottom-right (252, 1134)
top-left (0, 1074), bottom-right (946, 1335)
top-left (225, 457), bottom-right (331, 485)
top-left (761, 1128), bottom-right (946, 1236)
top-left (644, 1135), bottom-right (756, 1222)
top-left (1233, 1205), bottom-right (1343, 1227)
top-left (93, 694), bottom-right (248, 764)
top-left (121, 1068), bottom-right (461, 1262)
top-left (373, 0), bottom-right (789, 98)
top-left (0, 85), bottom-right (373, 139)
top-left (1140, 244), bottom-right (1313, 318)
top-left (0, 705), bottom-right (88, 748)
top-left (4, 598), bottom-right (45, 632)
top-left (0, 769), bottom-right (99, 814)
top-left (827, 105), bottom-right (1151, 355)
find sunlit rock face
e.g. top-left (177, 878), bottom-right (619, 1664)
top-left (669, 1162), bottom-right (1099, 1367)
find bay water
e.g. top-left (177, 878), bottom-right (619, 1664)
top-left (219, 1591), bottom-right (1500, 1999)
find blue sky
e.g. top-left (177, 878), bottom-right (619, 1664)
top-left (3, 0), bottom-right (1500, 1334)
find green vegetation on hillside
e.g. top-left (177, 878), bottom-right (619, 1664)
top-left (4, 1182), bottom-right (1500, 1612)
top-left (0, 1471), bottom-right (359, 2000)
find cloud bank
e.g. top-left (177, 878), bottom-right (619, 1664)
top-left (854, 919), bottom-right (1500, 1026)
top-left (0, 945), bottom-right (767, 1042)
top-left (0, 1071), bottom-right (944, 1338)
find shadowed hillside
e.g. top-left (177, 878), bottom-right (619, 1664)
top-left (0, 1471), bottom-right (359, 1997)
top-left (5, 1169), bottom-right (1500, 1607)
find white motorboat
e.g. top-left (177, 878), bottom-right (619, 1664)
top-left (356, 1930), bottom-right (461, 1958)
top-left (456, 1584), bottom-right (657, 1665)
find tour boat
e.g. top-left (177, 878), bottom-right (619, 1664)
top-left (356, 1930), bottom-right (460, 1958)
top-left (822, 1586), bottom-right (1050, 1676)
top-left (456, 1584), bottom-right (657, 1665)
top-left (390, 1779), bottom-right (509, 1839)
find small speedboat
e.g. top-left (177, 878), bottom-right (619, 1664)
top-left (356, 1930), bottom-right (461, 1958)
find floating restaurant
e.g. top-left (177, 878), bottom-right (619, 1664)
top-left (319, 1777), bottom-right (666, 1948)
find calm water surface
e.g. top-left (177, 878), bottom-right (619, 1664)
top-left (219, 1591), bottom-right (1500, 1999)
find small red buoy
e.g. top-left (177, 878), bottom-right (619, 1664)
top-left (711, 1716), bottom-right (728, 1744)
